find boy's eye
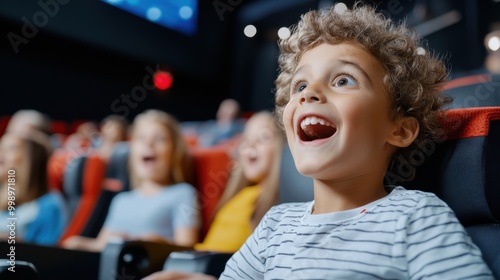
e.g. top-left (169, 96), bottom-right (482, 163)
top-left (291, 81), bottom-right (308, 94)
top-left (333, 75), bottom-right (356, 87)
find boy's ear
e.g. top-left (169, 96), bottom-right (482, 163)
top-left (387, 117), bottom-right (419, 148)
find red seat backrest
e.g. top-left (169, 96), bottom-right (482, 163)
top-left (51, 120), bottom-right (68, 135)
top-left (47, 149), bottom-right (72, 192)
top-left (0, 116), bottom-right (11, 137)
top-left (59, 153), bottom-right (107, 242)
top-left (190, 147), bottom-right (233, 239)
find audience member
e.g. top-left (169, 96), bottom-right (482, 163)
top-left (62, 110), bottom-right (200, 252)
top-left (196, 111), bottom-right (284, 251)
top-left (0, 130), bottom-right (67, 245)
top-left (195, 99), bottom-right (245, 147)
top-left (64, 121), bottom-right (100, 151)
top-left (6, 109), bottom-right (51, 136)
top-left (95, 115), bottom-right (129, 161)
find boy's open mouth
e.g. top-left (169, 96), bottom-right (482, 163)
top-left (298, 116), bottom-right (337, 142)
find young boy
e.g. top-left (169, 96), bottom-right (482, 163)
top-left (220, 3), bottom-right (494, 279)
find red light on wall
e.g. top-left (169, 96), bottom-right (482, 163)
top-left (154, 71), bottom-right (173, 90)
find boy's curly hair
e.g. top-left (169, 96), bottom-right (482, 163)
top-left (274, 3), bottom-right (451, 180)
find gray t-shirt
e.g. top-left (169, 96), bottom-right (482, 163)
top-left (220, 186), bottom-right (493, 279)
top-left (103, 183), bottom-right (200, 240)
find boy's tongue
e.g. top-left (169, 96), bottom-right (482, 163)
top-left (302, 124), bottom-right (337, 141)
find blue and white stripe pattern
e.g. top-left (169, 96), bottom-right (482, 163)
top-left (220, 187), bottom-right (493, 279)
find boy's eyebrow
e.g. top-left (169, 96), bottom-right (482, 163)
top-left (292, 59), bottom-right (375, 87)
top-left (337, 59), bottom-right (374, 86)
top-left (292, 64), bottom-right (309, 78)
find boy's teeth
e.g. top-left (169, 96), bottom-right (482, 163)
top-left (300, 116), bottom-right (333, 129)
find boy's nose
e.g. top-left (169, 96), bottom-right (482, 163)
top-left (299, 88), bottom-right (326, 104)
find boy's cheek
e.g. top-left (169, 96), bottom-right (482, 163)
top-left (282, 103), bottom-right (295, 131)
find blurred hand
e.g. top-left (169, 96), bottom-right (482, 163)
top-left (142, 271), bottom-right (217, 280)
top-left (132, 233), bottom-right (170, 244)
top-left (61, 236), bottom-right (84, 249)
top-left (62, 232), bottom-right (128, 251)
top-left (0, 233), bottom-right (10, 240)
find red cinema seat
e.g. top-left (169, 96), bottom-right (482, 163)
top-left (190, 147), bottom-right (232, 239)
top-left (47, 149), bottom-right (72, 192)
top-left (59, 153), bottom-right (107, 242)
top-left (51, 120), bottom-right (68, 135)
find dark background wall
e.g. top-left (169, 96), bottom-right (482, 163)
top-left (0, 0), bottom-right (237, 123)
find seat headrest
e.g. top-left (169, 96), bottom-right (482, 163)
top-left (279, 145), bottom-right (314, 204)
top-left (399, 107), bottom-right (500, 226)
top-left (106, 141), bottom-right (130, 191)
top-left (443, 73), bottom-right (500, 109)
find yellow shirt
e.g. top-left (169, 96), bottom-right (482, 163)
top-left (194, 185), bottom-right (261, 253)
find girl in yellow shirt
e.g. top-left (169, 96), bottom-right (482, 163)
top-left (195, 111), bottom-right (285, 253)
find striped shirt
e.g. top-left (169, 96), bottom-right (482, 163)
top-left (220, 186), bottom-right (493, 279)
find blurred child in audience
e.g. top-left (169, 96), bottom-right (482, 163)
top-left (143, 111), bottom-right (284, 280)
top-left (6, 109), bottom-right (51, 136)
top-left (5, 109), bottom-right (65, 148)
top-left (196, 111), bottom-right (284, 251)
top-left (64, 121), bottom-right (100, 151)
top-left (62, 110), bottom-right (200, 251)
top-left (0, 130), bottom-right (68, 245)
top-left (95, 114), bottom-right (129, 161)
top-left (197, 99), bottom-right (245, 147)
